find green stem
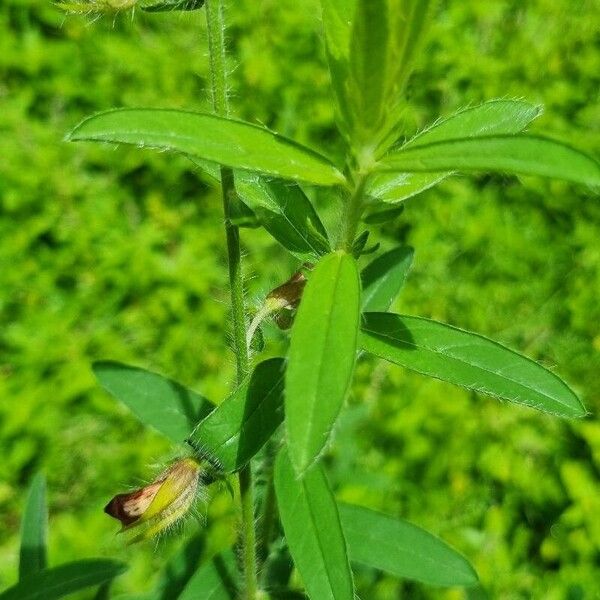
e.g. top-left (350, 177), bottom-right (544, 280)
top-left (204, 2), bottom-right (258, 598)
top-left (257, 442), bottom-right (278, 563)
top-left (337, 175), bottom-right (367, 253)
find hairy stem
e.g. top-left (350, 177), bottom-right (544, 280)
top-left (205, 1), bottom-right (258, 598)
top-left (337, 175), bottom-right (367, 253)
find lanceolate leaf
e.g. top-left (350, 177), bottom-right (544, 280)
top-left (387, 0), bottom-right (433, 102)
top-left (406, 100), bottom-right (542, 148)
top-left (178, 551), bottom-right (237, 600)
top-left (361, 246), bottom-right (414, 312)
top-left (68, 109), bottom-right (345, 186)
top-left (188, 358), bottom-right (285, 472)
top-left (339, 503), bottom-right (478, 587)
top-left (367, 99), bottom-right (543, 203)
top-left (189, 159), bottom-right (330, 257)
top-left (286, 252), bottom-right (361, 474)
top-left (378, 135), bottom-right (600, 187)
top-left (19, 473), bottom-right (47, 580)
top-left (235, 176), bottom-right (331, 259)
top-left (0, 560), bottom-right (127, 600)
top-left (319, 0), bottom-right (356, 135)
top-left (360, 312), bottom-right (586, 418)
top-left (274, 450), bottom-right (354, 600)
top-left (349, 0), bottom-right (389, 142)
top-left (93, 361), bottom-right (214, 444)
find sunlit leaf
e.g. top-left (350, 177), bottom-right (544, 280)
top-left (286, 252), bottom-right (361, 474)
top-left (361, 312), bottom-right (586, 417)
top-left (339, 503), bottom-right (478, 587)
top-left (319, 0), bottom-right (356, 136)
top-left (0, 560), bottom-right (127, 600)
top-left (19, 473), bottom-right (47, 580)
top-left (378, 135), bottom-right (600, 187)
top-left (348, 0), bottom-right (389, 143)
top-left (188, 358), bottom-right (285, 472)
top-left (406, 100), bottom-right (542, 148)
top-left (93, 361), bottom-right (214, 443)
top-left (361, 246), bottom-right (414, 312)
top-left (368, 99), bottom-right (543, 202)
top-left (274, 449), bottom-right (354, 600)
top-left (68, 109), bottom-right (346, 186)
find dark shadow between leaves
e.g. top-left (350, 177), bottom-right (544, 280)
top-left (236, 358), bottom-right (286, 468)
top-left (212, 553), bottom-right (238, 600)
top-left (157, 534), bottom-right (205, 600)
top-left (166, 379), bottom-right (214, 429)
top-left (362, 312), bottom-right (416, 351)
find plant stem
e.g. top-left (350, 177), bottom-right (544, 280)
top-left (204, 2), bottom-right (258, 598)
top-left (337, 175), bottom-right (367, 253)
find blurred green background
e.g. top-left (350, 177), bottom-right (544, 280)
top-left (1, 0), bottom-right (599, 598)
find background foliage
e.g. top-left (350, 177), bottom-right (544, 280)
top-left (1, 0), bottom-right (599, 597)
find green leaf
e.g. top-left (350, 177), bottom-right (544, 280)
top-left (93, 361), bottom-right (214, 444)
top-left (154, 534), bottom-right (205, 600)
top-left (348, 0), bottom-right (389, 143)
top-left (319, 0), bottom-right (356, 136)
top-left (178, 551), bottom-right (237, 600)
top-left (406, 100), bottom-right (542, 148)
top-left (339, 503), bottom-right (478, 587)
top-left (286, 252), bottom-right (361, 474)
top-left (360, 313), bottom-right (586, 418)
top-left (386, 0), bottom-right (433, 104)
top-left (274, 449), bottom-right (354, 600)
top-left (362, 203), bottom-right (404, 224)
top-left (235, 176), bottom-right (331, 259)
top-left (361, 246), bottom-right (414, 312)
top-left (67, 109), bottom-right (345, 187)
top-left (367, 99), bottom-right (543, 203)
top-left (320, 0), bottom-right (354, 63)
top-left (0, 560), bottom-right (127, 600)
top-left (188, 358), bottom-right (285, 472)
top-left (19, 473), bottom-right (47, 580)
top-left (378, 135), bottom-right (600, 187)
top-left (142, 0), bottom-right (204, 12)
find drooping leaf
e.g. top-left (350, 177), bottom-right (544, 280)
top-left (188, 358), bottom-right (285, 472)
top-left (19, 473), bottom-right (47, 580)
top-left (360, 312), bottom-right (586, 417)
top-left (177, 551), bottom-right (238, 600)
top-left (367, 99), bottom-right (543, 203)
top-left (286, 252), bottom-right (361, 474)
top-left (189, 158), bottom-right (328, 255)
top-left (67, 109), bottom-right (346, 186)
top-left (274, 449), bottom-right (354, 600)
top-left (339, 503), bottom-right (478, 587)
top-left (93, 361), bottom-right (214, 444)
top-left (235, 176), bottom-right (331, 259)
top-left (0, 560), bottom-right (127, 600)
top-left (362, 203), bottom-right (404, 224)
top-left (361, 246), bottom-right (414, 312)
top-left (378, 135), bottom-right (600, 187)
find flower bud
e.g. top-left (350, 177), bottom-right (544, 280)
top-left (104, 457), bottom-right (203, 542)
